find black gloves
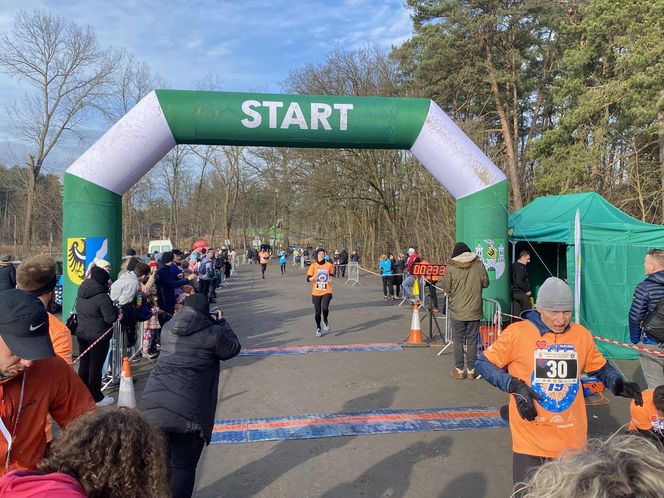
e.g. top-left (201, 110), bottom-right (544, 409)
top-left (508, 377), bottom-right (543, 422)
top-left (614, 379), bottom-right (643, 406)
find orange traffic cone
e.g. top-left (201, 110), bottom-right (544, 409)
top-left (117, 357), bottom-right (136, 408)
top-left (404, 302), bottom-right (428, 347)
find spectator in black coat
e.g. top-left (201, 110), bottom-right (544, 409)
top-left (155, 251), bottom-right (192, 321)
top-left (0, 254), bottom-right (16, 291)
top-left (142, 294), bottom-right (241, 498)
top-left (75, 266), bottom-right (118, 406)
top-left (338, 249), bottom-right (349, 278)
top-left (511, 250), bottom-right (532, 318)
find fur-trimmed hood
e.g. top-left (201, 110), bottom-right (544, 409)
top-left (449, 252), bottom-right (478, 269)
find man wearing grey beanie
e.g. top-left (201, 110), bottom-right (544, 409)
top-left (476, 277), bottom-right (643, 487)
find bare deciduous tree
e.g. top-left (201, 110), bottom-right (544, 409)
top-left (0, 9), bottom-right (118, 247)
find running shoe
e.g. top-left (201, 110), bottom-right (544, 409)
top-left (323, 322), bottom-right (330, 332)
top-left (315, 329), bottom-right (322, 337)
top-left (96, 396), bottom-right (115, 407)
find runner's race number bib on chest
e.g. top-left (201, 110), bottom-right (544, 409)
top-left (316, 268), bottom-right (329, 291)
top-left (533, 349), bottom-right (578, 385)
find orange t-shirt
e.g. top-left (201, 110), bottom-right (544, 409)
top-left (483, 319), bottom-right (606, 458)
top-left (0, 357), bottom-right (95, 475)
top-left (307, 261), bottom-right (334, 296)
top-left (629, 389), bottom-right (664, 431)
top-left (48, 312), bottom-right (73, 364)
top-left (259, 251), bottom-right (270, 264)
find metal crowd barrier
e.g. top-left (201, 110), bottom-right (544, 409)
top-left (345, 262), bottom-right (361, 286)
top-left (479, 297), bottom-right (502, 351)
top-left (102, 320), bottom-right (143, 391)
top-left (437, 297), bottom-right (502, 356)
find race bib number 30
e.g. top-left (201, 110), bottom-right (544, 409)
top-left (533, 350), bottom-right (578, 385)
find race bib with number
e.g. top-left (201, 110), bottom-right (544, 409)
top-left (530, 344), bottom-right (580, 413)
top-left (533, 349), bottom-right (578, 385)
top-left (315, 268), bottom-right (329, 291)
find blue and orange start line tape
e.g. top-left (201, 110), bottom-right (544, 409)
top-left (238, 343), bottom-right (403, 356)
top-left (211, 406), bottom-right (507, 444)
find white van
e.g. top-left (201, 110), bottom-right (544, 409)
top-left (148, 239), bottom-right (173, 254)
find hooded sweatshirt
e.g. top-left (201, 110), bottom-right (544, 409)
top-left (110, 270), bottom-right (140, 306)
top-left (141, 306), bottom-right (241, 443)
top-left (441, 251), bottom-right (489, 321)
top-left (0, 470), bottom-right (87, 497)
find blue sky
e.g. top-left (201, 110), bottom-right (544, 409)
top-left (0, 0), bottom-right (413, 172)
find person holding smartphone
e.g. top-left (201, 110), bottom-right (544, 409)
top-left (142, 294), bottom-right (241, 498)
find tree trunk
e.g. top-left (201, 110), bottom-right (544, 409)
top-left (22, 158), bottom-right (37, 248)
top-left (659, 109), bottom-right (664, 224)
top-left (483, 33), bottom-right (523, 209)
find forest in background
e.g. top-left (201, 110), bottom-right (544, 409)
top-left (1, 0), bottom-right (662, 263)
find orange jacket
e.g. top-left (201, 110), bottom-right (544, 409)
top-left (0, 357), bottom-right (95, 475)
top-left (48, 313), bottom-right (73, 364)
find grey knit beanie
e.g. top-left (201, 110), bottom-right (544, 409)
top-left (535, 277), bottom-right (573, 311)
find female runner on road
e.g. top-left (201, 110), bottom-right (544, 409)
top-left (307, 248), bottom-right (334, 337)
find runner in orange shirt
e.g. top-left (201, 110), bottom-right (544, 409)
top-left (475, 277), bottom-right (643, 487)
top-left (258, 249), bottom-right (270, 279)
top-left (306, 248), bottom-right (334, 337)
top-left (629, 386), bottom-right (664, 443)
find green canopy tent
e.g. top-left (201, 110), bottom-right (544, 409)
top-left (508, 192), bottom-right (664, 359)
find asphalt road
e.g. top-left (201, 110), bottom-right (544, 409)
top-left (121, 261), bottom-right (642, 498)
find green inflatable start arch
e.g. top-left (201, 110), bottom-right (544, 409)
top-left (63, 90), bottom-right (508, 314)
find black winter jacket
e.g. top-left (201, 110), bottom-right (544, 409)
top-left (511, 261), bottom-right (530, 293)
top-left (75, 279), bottom-right (118, 341)
top-left (141, 307), bottom-right (241, 443)
top-left (0, 265), bottom-right (16, 292)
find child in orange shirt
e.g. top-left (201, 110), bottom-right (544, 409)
top-left (629, 385), bottom-right (664, 443)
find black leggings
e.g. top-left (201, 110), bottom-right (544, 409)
top-left (167, 432), bottom-right (205, 498)
top-left (261, 263), bottom-right (267, 277)
top-left (77, 336), bottom-right (111, 403)
top-left (312, 293), bottom-right (332, 328)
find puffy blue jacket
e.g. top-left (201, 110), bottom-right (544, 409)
top-left (379, 259), bottom-right (392, 276)
top-left (156, 264), bottom-right (189, 315)
top-left (628, 270), bottom-right (664, 345)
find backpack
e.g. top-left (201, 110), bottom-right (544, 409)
top-left (642, 298), bottom-right (664, 344)
top-left (204, 259), bottom-right (214, 279)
